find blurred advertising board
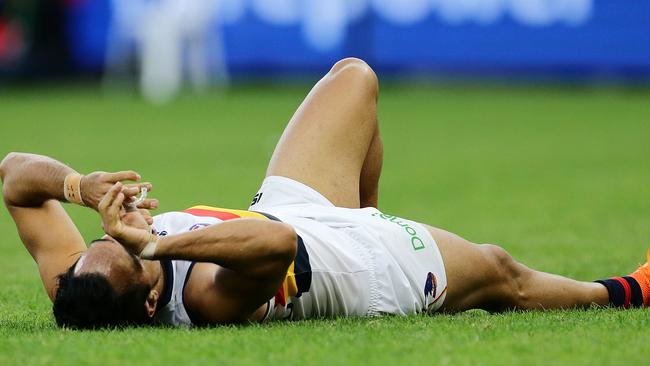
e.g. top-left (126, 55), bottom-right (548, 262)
top-left (66, 0), bottom-right (650, 77)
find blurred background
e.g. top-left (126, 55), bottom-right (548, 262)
top-left (1, 0), bottom-right (649, 102)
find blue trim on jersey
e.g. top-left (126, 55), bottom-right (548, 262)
top-left (253, 211), bottom-right (281, 222)
top-left (157, 260), bottom-right (174, 310)
top-left (293, 235), bottom-right (312, 297)
top-left (182, 262), bottom-right (200, 325)
top-left (256, 210), bottom-right (312, 297)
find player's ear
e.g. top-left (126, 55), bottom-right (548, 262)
top-left (145, 289), bottom-right (159, 317)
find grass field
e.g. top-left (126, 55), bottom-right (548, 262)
top-left (0, 83), bottom-right (649, 365)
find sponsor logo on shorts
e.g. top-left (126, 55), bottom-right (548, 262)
top-left (251, 192), bottom-right (264, 206)
top-left (371, 212), bottom-right (425, 251)
top-left (189, 223), bottom-right (210, 231)
top-left (424, 272), bottom-right (438, 308)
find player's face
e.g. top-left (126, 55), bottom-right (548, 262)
top-left (74, 239), bottom-right (148, 293)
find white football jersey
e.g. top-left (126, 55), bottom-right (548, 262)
top-left (151, 205), bottom-right (368, 326)
top-left (151, 210), bottom-right (222, 326)
top-left (151, 195), bottom-right (447, 326)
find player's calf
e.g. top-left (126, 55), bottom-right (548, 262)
top-left (475, 244), bottom-right (531, 311)
top-left (475, 244), bottom-right (650, 311)
top-left (432, 226), bottom-right (611, 313)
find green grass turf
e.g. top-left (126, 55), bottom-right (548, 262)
top-left (0, 83), bottom-right (649, 365)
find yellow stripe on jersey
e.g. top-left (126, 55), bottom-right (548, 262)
top-left (185, 205), bottom-right (268, 220)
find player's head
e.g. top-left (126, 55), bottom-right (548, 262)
top-left (52, 238), bottom-right (159, 329)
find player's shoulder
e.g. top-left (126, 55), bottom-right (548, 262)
top-left (152, 210), bottom-right (189, 221)
top-left (152, 211), bottom-right (221, 236)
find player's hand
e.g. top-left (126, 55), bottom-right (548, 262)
top-left (98, 182), bottom-right (152, 254)
top-left (81, 171), bottom-right (157, 211)
top-left (121, 207), bottom-right (153, 229)
top-left (120, 182), bottom-right (159, 212)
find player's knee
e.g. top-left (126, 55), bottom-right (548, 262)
top-left (481, 244), bottom-right (528, 308)
top-left (328, 58), bottom-right (379, 99)
top-left (330, 57), bottom-right (373, 74)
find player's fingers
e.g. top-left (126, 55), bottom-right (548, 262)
top-left (98, 182), bottom-right (122, 212)
top-left (124, 182), bottom-right (153, 192)
top-left (98, 183), bottom-right (125, 235)
top-left (139, 209), bottom-right (154, 225)
top-left (122, 183), bottom-right (152, 201)
top-left (138, 199), bottom-right (159, 210)
top-left (105, 171), bottom-right (141, 182)
top-left (121, 186), bottom-right (140, 198)
top-left (105, 185), bottom-right (126, 218)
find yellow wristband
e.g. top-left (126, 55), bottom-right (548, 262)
top-left (63, 173), bottom-right (85, 206)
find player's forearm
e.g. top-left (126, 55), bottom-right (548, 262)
top-left (154, 219), bottom-right (297, 279)
top-left (0, 152), bottom-right (74, 207)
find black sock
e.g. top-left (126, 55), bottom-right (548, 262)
top-left (595, 276), bottom-right (643, 308)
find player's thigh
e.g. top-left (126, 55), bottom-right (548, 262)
top-left (424, 225), bottom-right (515, 312)
top-left (266, 58), bottom-right (379, 208)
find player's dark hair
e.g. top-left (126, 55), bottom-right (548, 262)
top-left (52, 263), bottom-right (153, 329)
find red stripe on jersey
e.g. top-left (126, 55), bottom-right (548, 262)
top-left (275, 289), bottom-right (287, 307)
top-left (184, 208), bottom-right (241, 221)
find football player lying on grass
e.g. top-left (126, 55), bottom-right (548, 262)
top-left (1, 58), bottom-right (648, 329)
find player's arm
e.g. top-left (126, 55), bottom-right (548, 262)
top-left (0, 152), bottom-right (150, 301)
top-left (158, 219), bottom-right (296, 324)
top-left (98, 183), bottom-right (296, 323)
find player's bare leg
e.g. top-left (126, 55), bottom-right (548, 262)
top-left (359, 129), bottom-right (383, 208)
top-left (266, 58), bottom-right (633, 312)
top-left (266, 57), bottom-right (381, 209)
top-left (425, 225), bottom-right (610, 312)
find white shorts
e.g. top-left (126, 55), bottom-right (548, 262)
top-left (250, 176), bottom-right (448, 317)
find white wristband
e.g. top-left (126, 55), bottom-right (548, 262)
top-left (139, 235), bottom-right (159, 259)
